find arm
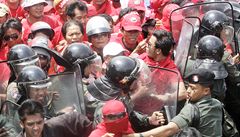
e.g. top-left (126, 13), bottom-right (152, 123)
top-left (124, 122), bottom-right (180, 137)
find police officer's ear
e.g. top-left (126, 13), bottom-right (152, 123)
top-left (20, 121), bottom-right (24, 129)
top-left (202, 86), bottom-right (211, 95)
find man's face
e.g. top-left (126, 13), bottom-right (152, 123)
top-left (28, 87), bottom-right (48, 105)
top-left (65, 24), bottom-right (83, 44)
top-left (21, 113), bottom-right (44, 137)
top-left (28, 3), bottom-right (45, 19)
top-left (90, 32), bottom-right (110, 50)
top-left (73, 8), bottom-right (88, 28)
top-left (187, 83), bottom-right (205, 102)
top-left (92, 0), bottom-right (106, 5)
top-left (122, 30), bottom-right (140, 46)
top-left (146, 35), bottom-right (157, 58)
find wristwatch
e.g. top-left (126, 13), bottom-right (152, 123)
top-left (139, 133), bottom-right (144, 137)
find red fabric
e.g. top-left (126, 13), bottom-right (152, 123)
top-left (21, 15), bottom-right (61, 43)
top-left (0, 46), bottom-right (10, 87)
top-left (52, 25), bottom-right (64, 48)
top-left (92, 0), bottom-right (118, 16)
top-left (0, 46), bottom-right (9, 61)
top-left (89, 100), bottom-right (134, 137)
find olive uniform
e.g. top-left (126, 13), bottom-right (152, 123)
top-left (171, 96), bottom-right (222, 137)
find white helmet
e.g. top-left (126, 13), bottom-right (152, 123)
top-left (86, 16), bottom-right (111, 36)
top-left (22, 0), bottom-right (48, 9)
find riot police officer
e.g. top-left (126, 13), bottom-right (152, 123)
top-left (87, 56), bottom-right (164, 132)
top-left (62, 43), bottom-right (102, 120)
top-left (6, 44), bottom-right (40, 104)
top-left (190, 35), bottom-right (228, 102)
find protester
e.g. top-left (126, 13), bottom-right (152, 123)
top-left (86, 16), bottom-right (111, 57)
top-left (17, 99), bottom-right (93, 137)
top-left (21, 0), bottom-right (60, 42)
top-left (111, 11), bottom-right (142, 56)
top-left (0, 3), bottom-right (10, 25)
top-left (1, 18), bottom-right (23, 49)
top-left (89, 100), bottom-right (134, 137)
top-left (0, 0), bottom-right (26, 20)
top-left (55, 20), bottom-right (84, 54)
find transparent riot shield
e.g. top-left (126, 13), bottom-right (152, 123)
top-left (170, 2), bottom-right (239, 54)
top-left (48, 64), bottom-right (86, 115)
top-left (174, 18), bottom-right (199, 77)
top-left (131, 66), bottom-right (179, 122)
top-left (0, 100), bottom-right (22, 133)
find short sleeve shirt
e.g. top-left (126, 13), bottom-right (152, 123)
top-left (171, 96), bottom-right (222, 137)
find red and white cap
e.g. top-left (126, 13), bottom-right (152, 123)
top-left (121, 12), bottom-right (142, 31)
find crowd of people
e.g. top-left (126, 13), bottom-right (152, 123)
top-left (0, 0), bottom-right (240, 137)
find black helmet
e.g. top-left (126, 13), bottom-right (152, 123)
top-left (197, 35), bottom-right (224, 61)
top-left (7, 44), bottom-right (39, 75)
top-left (106, 56), bottom-right (140, 90)
top-left (200, 10), bottom-right (230, 38)
top-left (17, 65), bottom-right (51, 104)
top-left (62, 43), bottom-right (101, 76)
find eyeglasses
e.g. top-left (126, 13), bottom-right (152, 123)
top-left (3, 33), bottom-right (19, 41)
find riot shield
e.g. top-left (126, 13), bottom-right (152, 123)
top-left (131, 66), bottom-right (179, 122)
top-left (170, 2), bottom-right (238, 54)
top-left (174, 18), bottom-right (199, 76)
top-left (48, 64), bottom-right (86, 115)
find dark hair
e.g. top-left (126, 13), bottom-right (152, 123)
top-left (18, 99), bottom-right (44, 122)
top-left (1, 18), bottom-right (22, 35)
top-left (118, 7), bottom-right (136, 20)
top-left (152, 30), bottom-right (175, 56)
top-left (61, 20), bottom-right (84, 38)
top-left (98, 14), bottom-right (114, 25)
top-left (65, 1), bottom-right (88, 18)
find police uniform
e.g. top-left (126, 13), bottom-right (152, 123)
top-left (171, 68), bottom-right (223, 137)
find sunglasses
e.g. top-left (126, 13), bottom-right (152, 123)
top-left (3, 33), bottom-right (19, 41)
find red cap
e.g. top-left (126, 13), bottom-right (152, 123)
top-left (121, 12), bottom-right (142, 31)
top-left (162, 4), bottom-right (183, 21)
top-left (102, 100), bottom-right (126, 115)
top-left (128, 0), bottom-right (145, 11)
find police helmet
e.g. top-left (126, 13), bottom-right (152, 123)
top-left (17, 65), bottom-right (51, 104)
top-left (62, 43), bottom-right (100, 75)
top-left (197, 35), bottom-right (224, 61)
top-left (106, 56), bottom-right (140, 90)
top-left (7, 44), bottom-right (39, 75)
top-left (200, 10), bottom-right (229, 37)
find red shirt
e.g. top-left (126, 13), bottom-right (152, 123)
top-left (91, 0), bottom-right (119, 16)
top-left (21, 15), bottom-right (61, 43)
top-left (110, 33), bottom-right (143, 56)
top-left (0, 0), bottom-right (26, 20)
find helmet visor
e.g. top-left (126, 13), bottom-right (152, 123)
top-left (9, 55), bottom-right (40, 76)
top-left (27, 80), bottom-right (52, 106)
top-left (88, 55), bottom-right (102, 78)
top-left (220, 25), bottom-right (234, 45)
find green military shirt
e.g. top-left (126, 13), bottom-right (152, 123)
top-left (171, 95), bottom-right (222, 137)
